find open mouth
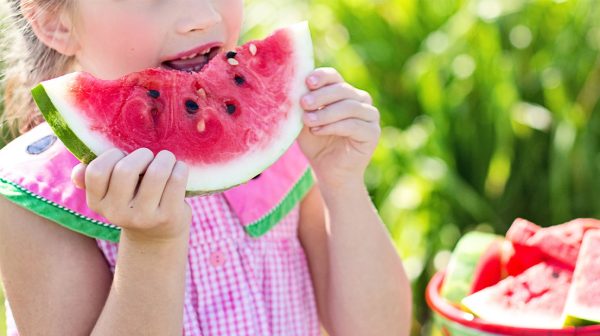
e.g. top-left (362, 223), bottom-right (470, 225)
top-left (162, 45), bottom-right (222, 72)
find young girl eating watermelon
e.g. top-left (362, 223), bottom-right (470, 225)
top-left (0, 0), bottom-right (411, 335)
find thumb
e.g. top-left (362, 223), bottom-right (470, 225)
top-left (71, 163), bottom-right (87, 189)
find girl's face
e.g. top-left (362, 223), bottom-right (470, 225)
top-left (70, 0), bottom-right (243, 79)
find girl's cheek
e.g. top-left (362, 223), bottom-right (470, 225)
top-left (220, 0), bottom-right (244, 45)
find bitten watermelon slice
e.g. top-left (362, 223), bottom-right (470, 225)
top-left (562, 230), bottom-right (600, 326)
top-left (31, 23), bottom-right (314, 194)
top-left (461, 261), bottom-right (573, 329)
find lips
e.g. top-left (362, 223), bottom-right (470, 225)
top-left (162, 43), bottom-right (223, 72)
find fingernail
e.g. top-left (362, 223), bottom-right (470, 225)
top-left (311, 126), bottom-right (321, 132)
top-left (306, 112), bottom-right (317, 122)
top-left (303, 95), bottom-right (314, 106)
top-left (308, 76), bottom-right (318, 86)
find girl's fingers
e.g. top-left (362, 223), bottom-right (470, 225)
top-left (306, 67), bottom-right (344, 90)
top-left (310, 118), bottom-right (380, 143)
top-left (103, 148), bottom-right (155, 205)
top-left (303, 99), bottom-right (380, 127)
top-left (132, 150), bottom-right (177, 210)
top-left (85, 148), bottom-right (126, 206)
top-left (301, 82), bottom-right (372, 111)
top-left (71, 163), bottom-right (87, 189)
top-left (159, 161), bottom-right (189, 210)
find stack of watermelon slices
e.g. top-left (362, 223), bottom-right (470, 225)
top-left (440, 218), bottom-right (600, 329)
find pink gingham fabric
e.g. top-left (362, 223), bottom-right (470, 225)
top-left (4, 194), bottom-right (321, 335)
top-left (95, 194), bottom-right (321, 335)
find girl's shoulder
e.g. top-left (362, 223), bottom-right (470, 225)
top-left (0, 122), bottom-right (119, 239)
top-left (0, 123), bottom-right (315, 241)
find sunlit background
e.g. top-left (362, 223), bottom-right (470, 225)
top-left (2, 0), bottom-right (600, 335)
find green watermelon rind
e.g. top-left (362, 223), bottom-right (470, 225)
top-left (31, 84), bottom-right (97, 164)
top-left (562, 314), bottom-right (596, 327)
top-left (440, 231), bottom-right (502, 304)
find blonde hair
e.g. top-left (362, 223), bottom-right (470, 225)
top-left (1, 0), bottom-right (75, 139)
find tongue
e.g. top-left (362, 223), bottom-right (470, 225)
top-left (164, 54), bottom-right (209, 71)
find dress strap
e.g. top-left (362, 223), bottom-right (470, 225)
top-left (0, 123), bottom-right (314, 241)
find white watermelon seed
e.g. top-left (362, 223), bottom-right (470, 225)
top-left (228, 58), bottom-right (239, 66)
top-left (249, 44), bottom-right (257, 56)
top-left (197, 88), bottom-right (206, 98)
top-left (197, 119), bottom-right (206, 132)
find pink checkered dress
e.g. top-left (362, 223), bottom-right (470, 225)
top-left (0, 123), bottom-right (321, 335)
top-left (5, 192), bottom-right (321, 335)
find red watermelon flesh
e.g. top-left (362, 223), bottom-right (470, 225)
top-left (32, 23), bottom-right (314, 193)
top-left (562, 230), bottom-right (600, 326)
top-left (462, 261), bottom-right (573, 329)
top-left (470, 239), bottom-right (504, 293)
top-left (507, 218), bottom-right (600, 270)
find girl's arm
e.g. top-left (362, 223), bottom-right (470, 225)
top-left (91, 230), bottom-right (189, 335)
top-left (297, 67), bottom-right (412, 335)
top-left (299, 183), bottom-right (412, 336)
top-left (0, 148), bottom-right (192, 336)
top-left (0, 197), bottom-right (190, 336)
top-left (0, 197), bottom-right (112, 335)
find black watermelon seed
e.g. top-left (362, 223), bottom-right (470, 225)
top-left (226, 103), bottom-right (236, 115)
top-left (252, 173), bottom-right (261, 180)
top-left (226, 51), bottom-right (237, 59)
top-left (552, 272), bottom-right (560, 279)
top-left (147, 90), bottom-right (160, 99)
top-left (186, 100), bottom-right (199, 113)
top-left (234, 75), bottom-right (245, 86)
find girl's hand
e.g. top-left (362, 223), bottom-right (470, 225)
top-left (298, 67), bottom-right (381, 188)
top-left (70, 148), bottom-right (192, 242)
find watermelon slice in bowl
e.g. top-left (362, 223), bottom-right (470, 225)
top-left (31, 22), bottom-right (314, 195)
top-left (461, 261), bottom-right (573, 329)
top-left (427, 270), bottom-right (600, 336)
top-left (562, 230), bottom-right (600, 326)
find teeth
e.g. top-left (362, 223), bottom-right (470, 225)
top-left (180, 52), bottom-right (199, 60)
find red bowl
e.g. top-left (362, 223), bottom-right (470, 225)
top-left (426, 271), bottom-right (600, 336)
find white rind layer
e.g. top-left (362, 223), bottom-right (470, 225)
top-left (40, 22), bottom-right (314, 192)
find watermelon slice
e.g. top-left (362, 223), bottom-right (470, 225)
top-left (507, 218), bottom-right (600, 269)
top-left (461, 261), bottom-right (573, 329)
top-left (440, 231), bottom-right (504, 304)
top-left (562, 230), bottom-right (600, 326)
top-left (31, 22), bottom-right (314, 194)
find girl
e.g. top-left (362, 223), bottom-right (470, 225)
top-left (0, 0), bottom-right (411, 335)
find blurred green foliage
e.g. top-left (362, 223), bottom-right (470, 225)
top-left (1, 0), bottom-right (600, 335)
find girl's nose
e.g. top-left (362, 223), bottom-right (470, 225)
top-left (176, 0), bottom-right (223, 34)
